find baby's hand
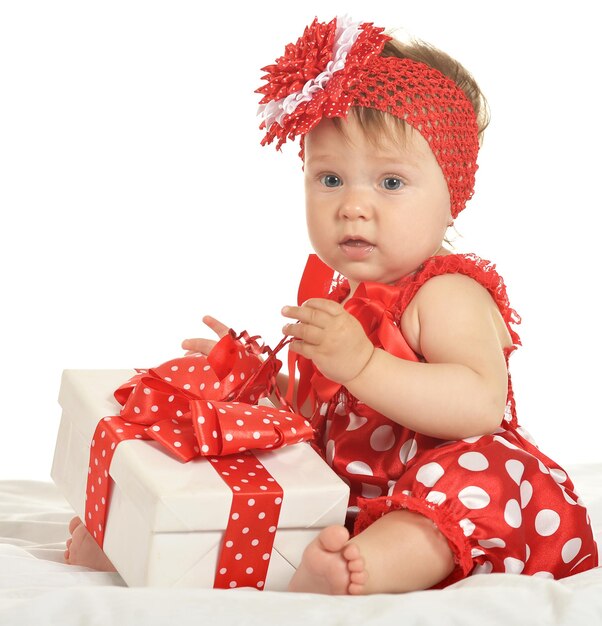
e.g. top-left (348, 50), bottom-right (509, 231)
top-left (181, 315), bottom-right (230, 356)
top-left (282, 299), bottom-right (374, 385)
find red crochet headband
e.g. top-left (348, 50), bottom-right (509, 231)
top-left (256, 16), bottom-right (480, 218)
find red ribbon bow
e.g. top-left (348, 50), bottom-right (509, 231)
top-left (290, 255), bottom-right (419, 410)
top-left (84, 330), bottom-right (313, 590)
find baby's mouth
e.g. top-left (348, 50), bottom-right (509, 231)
top-left (339, 238), bottom-right (375, 259)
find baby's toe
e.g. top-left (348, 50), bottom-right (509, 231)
top-left (350, 569), bottom-right (368, 585)
top-left (347, 555), bottom-right (365, 572)
top-left (318, 525), bottom-right (350, 553)
top-left (68, 516), bottom-right (83, 534)
top-left (342, 541), bottom-right (361, 561)
top-left (348, 581), bottom-right (366, 595)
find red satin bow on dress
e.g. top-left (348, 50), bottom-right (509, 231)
top-left (290, 255), bottom-right (419, 410)
top-left (84, 330), bottom-right (313, 590)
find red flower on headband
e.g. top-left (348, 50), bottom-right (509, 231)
top-left (256, 16), bottom-right (390, 150)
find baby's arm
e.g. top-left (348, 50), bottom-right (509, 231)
top-left (282, 274), bottom-right (512, 440)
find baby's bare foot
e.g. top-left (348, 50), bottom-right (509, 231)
top-left (64, 516), bottom-right (116, 572)
top-left (287, 525), bottom-right (366, 594)
top-left (342, 541), bottom-right (369, 595)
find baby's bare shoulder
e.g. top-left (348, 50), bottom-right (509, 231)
top-left (401, 273), bottom-right (513, 355)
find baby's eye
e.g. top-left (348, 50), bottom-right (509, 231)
top-left (320, 174), bottom-right (342, 188)
top-left (381, 177), bottom-right (404, 191)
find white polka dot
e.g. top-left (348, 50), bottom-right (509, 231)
top-left (246, 567), bottom-right (254, 575)
top-left (504, 557), bottom-right (525, 574)
top-left (458, 486), bottom-right (490, 510)
top-left (425, 491), bottom-right (447, 505)
top-left (334, 402), bottom-right (346, 416)
top-left (369, 425), bottom-right (396, 451)
top-left (326, 440), bottom-right (335, 466)
top-left (561, 538), bottom-right (582, 563)
top-left (231, 512), bottom-right (239, 520)
top-left (251, 539), bottom-right (259, 546)
top-left (229, 581), bottom-right (237, 588)
top-left (472, 561), bottom-right (493, 575)
top-left (219, 567), bottom-right (227, 575)
top-left (225, 434), bottom-right (233, 441)
top-left (361, 483), bottom-right (382, 498)
top-left (493, 435), bottom-right (519, 450)
top-left (399, 438), bottom-right (418, 464)
top-left (504, 499), bottom-right (522, 528)
top-left (525, 544), bottom-right (531, 561)
top-left (462, 435), bottom-right (482, 444)
top-left (346, 460), bottom-right (373, 476)
top-left (533, 571), bottom-right (554, 579)
top-left (471, 548), bottom-right (485, 558)
top-left (535, 509), bottom-right (561, 536)
top-left (225, 541), bottom-right (233, 548)
top-left (458, 452), bottom-right (489, 471)
top-left (346, 412), bottom-right (368, 431)
top-left (520, 481), bottom-right (533, 509)
top-left (478, 538), bottom-right (506, 549)
top-left (537, 459), bottom-right (550, 474)
top-left (561, 486), bottom-right (578, 506)
top-left (416, 462), bottom-right (445, 487)
top-left (248, 498), bottom-right (255, 506)
top-left (551, 468), bottom-right (568, 484)
top-left (505, 459), bottom-right (524, 485)
top-left (459, 518), bottom-right (476, 537)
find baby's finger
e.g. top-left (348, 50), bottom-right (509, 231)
top-left (281, 305), bottom-right (330, 329)
top-left (181, 338), bottom-right (217, 354)
top-left (202, 315), bottom-right (230, 338)
top-left (282, 322), bottom-right (323, 345)
top-left (300, 298), bottom-right (344, 316)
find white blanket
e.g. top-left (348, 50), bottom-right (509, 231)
top-left (1, 466), bottom-right (602, 626)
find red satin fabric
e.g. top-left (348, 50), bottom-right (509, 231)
top-left (292, 253), bottom-right (599, 585)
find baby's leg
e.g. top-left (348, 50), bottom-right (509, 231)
top-left (64, 516), bottom-right (117, 571)
top-left (288, 510), bottom-right (455, 595)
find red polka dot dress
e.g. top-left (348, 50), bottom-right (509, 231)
top-left (303, 253), bottom-right (599, 587)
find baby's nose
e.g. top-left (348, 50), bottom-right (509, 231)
top-left (338, 189), bottom-right (374, 220)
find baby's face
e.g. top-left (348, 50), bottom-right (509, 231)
top-left (303, 115), bottom-right (452, 291)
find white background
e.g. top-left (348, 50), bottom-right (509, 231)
top-left (1, 1), bottom-right (600, 480)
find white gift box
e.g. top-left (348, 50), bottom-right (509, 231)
top-left (51, 369), bottom-right (349, 590)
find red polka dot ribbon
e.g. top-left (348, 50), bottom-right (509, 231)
top-left (83, 330), bottom-right (313, 590)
